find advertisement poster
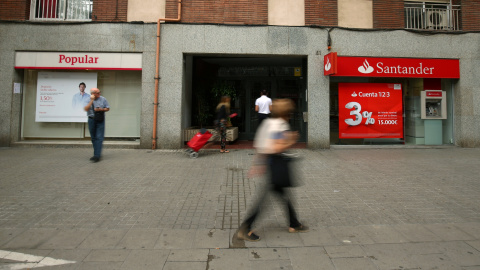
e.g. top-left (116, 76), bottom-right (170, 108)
top-left (339, 83), bottom-right (403, 139)
top-left (36, 72), bottom-right (97, 122)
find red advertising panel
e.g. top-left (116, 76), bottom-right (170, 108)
top-left (328, 56), bottom-right (459, 79)
top-left (339, 83), bottom-right (403, 139)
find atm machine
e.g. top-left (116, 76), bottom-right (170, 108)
top-left (421, 90), bottom-right (447, 145)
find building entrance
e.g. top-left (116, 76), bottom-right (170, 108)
top-left (189, 56), bottom-right (307, 142)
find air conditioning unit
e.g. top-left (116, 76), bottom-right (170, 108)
top-left (426, 10), bottom-right (449, 30)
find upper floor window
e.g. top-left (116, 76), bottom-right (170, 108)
top-left (405, 1), bottom-right (460, 31)
top-left (30, 0), bottom-right (93, 21)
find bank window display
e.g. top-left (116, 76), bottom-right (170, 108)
top-left (330, 78), bottom-right (454, 145)
top-left (22, 70), bottom-right (141, 139)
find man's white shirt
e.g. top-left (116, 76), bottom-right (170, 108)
top-left (255, 95), bottom-right (272, 114)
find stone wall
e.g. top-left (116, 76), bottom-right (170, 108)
top-left (1, 22), bottom-right (479, 148)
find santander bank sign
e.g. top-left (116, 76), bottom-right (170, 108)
top-left (324, 53), bottom-right (460, 79)
top-left (358, 59), bottom-right (437, 76)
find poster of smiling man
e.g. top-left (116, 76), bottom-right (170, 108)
top-left (35, 72), bottom-right (97, 122)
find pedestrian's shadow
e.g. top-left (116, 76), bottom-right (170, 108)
top-left (231, 229), bottom-right (246, 248)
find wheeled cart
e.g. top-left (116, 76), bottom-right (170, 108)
top-left (185, 130), bottom-right (213, 158)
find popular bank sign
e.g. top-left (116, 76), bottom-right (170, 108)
top-left (15, 52), bottom-right (142, 70)
top-left (324, 53), bottom-right (460, 79)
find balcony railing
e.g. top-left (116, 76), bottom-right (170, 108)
top-left (30, 0), bottom-right (93, 21)
top-left (405, 2), bottom-right (460, 31)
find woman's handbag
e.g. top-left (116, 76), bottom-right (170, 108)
top-left (268, 154), bottom-right (294, 187)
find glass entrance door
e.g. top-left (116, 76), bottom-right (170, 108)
top-left (243, 80), bottom-right (273, 140)
top-left (275, 78), bottom-right (307, 141)
top-left (240, 78), bottom-right (306, 141)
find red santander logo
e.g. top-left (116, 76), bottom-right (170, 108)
top-left (325, 57), bottom-right (332, 71)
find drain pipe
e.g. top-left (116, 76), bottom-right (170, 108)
top-left (152, 0), bottom-right (182, 149)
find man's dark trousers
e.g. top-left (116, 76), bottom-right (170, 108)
top-left (258, 113), bottom-right (269, 126)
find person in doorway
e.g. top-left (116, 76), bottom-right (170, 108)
top-left (84, 88), bottom-right (110, 162)
top-left (215, 96), bottom-right (231, 153)
top-left (255, 89), bottom-right (272, 127)
top-left (237, 98), bottom-right (308, 242)
top-left (72, 82), bottom-right (91, 111)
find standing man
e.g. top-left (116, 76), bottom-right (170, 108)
top-left (255, 89), bottom-right (272, 127)
top-left (84, 88), bottom-right (110, 162)
top-left (72, 82), bottom-right (91, 110)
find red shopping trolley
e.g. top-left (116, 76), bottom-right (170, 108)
top-left (185, 129), bottom-right (213, 158)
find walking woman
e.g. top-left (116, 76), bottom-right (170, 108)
top-left (238, 98), bottom-right (308, 241)
top-left (215, 96), bottom-right (231, 153)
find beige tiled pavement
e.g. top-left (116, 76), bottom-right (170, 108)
top-left (0, 147), bottom-right (479, 269)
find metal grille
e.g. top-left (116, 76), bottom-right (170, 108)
top-left (30, 0), bottom-right (93, 21)
top-left (405, 2), bottom-right (460, 31)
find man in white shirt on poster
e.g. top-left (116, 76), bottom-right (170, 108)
top-left (255, 89), bottom-right (272, 127)
top-left (72, 82), bottom-right (90, 111)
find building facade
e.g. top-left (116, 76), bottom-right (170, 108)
top-left (1, 0), bottom-right (479, 149)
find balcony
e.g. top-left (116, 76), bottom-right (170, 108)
top-left (30, 0), bottom-right (93, 21)
top-left (405, 2), bottom-right (460, 31)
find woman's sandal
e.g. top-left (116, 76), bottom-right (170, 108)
top-left (288, 224), bottom-right (309, 233)
top-left (220, 150), bottom-right (230, 153)
top-left (237, 224), bottom-right (260, 242)
top-left (237, 230), bottom-right (260, 242)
